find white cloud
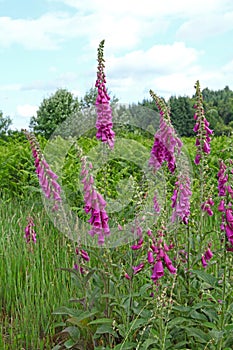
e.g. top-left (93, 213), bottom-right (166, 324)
top-left (17, 104), bottom-right (38, 117)
top-left (20, 72), bottom-right (79, 91)
top-left (176, 11), bottom-right (233, 41)
top-left (57, 0), bottom-right (232, 18)
top-left (100, 42), bottom-right (201, 101)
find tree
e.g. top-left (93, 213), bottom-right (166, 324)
top-left (0, 111), bottom-right (12, 135)
top-left (29, 89), bottom-right (80, 139)
top-left (79, 87), bottom-right (119, 110)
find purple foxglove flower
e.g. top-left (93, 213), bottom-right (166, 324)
top-left (151, 244), bottom-right (159, 253)
top-left (95, 40), bottom-right (115, 148)
top-left (163, 253), bottom-right (172, 267)
top-left (203, 140), bottom-right (210, 154)
top-left (81, 249), bottom-right (90, 262)
top-left (193, 123), bottom-right (199, 132)
top-left (194, 154), bottom-right (201, 165)
top-left (201, 255), bottom-right (208, 268)
top-left (24, 217), bottom-right (37, 244)
top-left (167, 263), bottom-right (177, 274)
top-left (147, 251), bottom-right (154, 264)
top-left (218, 200), bottom-right (225, 212)
top-left (147, 229), bottom-right (152, 236)
top-left (124, 273), bottom-right (131, 280)
top-left (132, 263), bottom-right (144, 275)
top-left (153, 194), bottom-right (160, 213)
top-left (204, 248), bottom-right (213, 261)
top-left (225, 224), bottom-right (233, 239)
top-left (226, 209), bottom-right (233, 227)
top-left (131, 244), bottom-right (142, 250)
top-left (151, 260), bottom-right (164, 280)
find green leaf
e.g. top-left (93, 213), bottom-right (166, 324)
top-left (62, 326), bottom-right (80, 341)
top-left (88, 318), bottom-right (113, 325)
top-left (191, 269), bottom-right (218, 287)
top-left (190, 310), bottom-right (208, 321)
top-left (53, 306), bottom-right (78, 316)
top-left (94, 324), bottom-right (118, 336)
top-left (67, 310), bottom-right (98, 325)
top-left (167, 317), bottom-right (189, 328)
top-left (185, 327), bottom-right (211, 343)
top-left (140, 338), bottom-right (158, 349)
top-left (112, 342), bottom-right (137, 350)
top-left (64, 338), bottom-right (77, 349)
top-left (129, 318), bottom-right (149, 331)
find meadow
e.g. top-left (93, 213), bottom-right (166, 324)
top-left (1, 42), bottom-right (233, 350)
top-left (0, 130), bottom-right (233, 350)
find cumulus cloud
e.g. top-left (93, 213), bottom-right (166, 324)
top-left (17, 104), bottom-right (38, 117)
top-left (176, 11), bottom-right (233, 41)
top-left (20, 72), bottom-right (78, 91)
top-left (56, 0), bottom-right (231, 18)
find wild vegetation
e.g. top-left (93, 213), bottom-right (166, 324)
top-left (1, 41), bottom-right (233, 350)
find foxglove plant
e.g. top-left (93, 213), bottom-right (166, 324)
top-left (80, 155), bottom-right (110, 245)
top-left (24, 130), bottom-right (61, 211)
top-left (24, 217), bottom-right (37, 244)
top-left (148, 90), bottom-right (182, 174)
top-left (193, 80), bottom-right (213, 165)
top-left (130, 226), bottom-right (176, 283)
top-left (193, 80), bottom-right (214, 217)
top-left (217, 159), bottom-right (233, 247)
top-left (95, 40), bottom-right (115, 148)
top-left (171, 173), bottom-right (192, 224)
top-left (74, 247), bottom-right (90, 274)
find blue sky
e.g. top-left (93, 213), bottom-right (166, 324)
top-left (0, 0), bottom-right (233, 129)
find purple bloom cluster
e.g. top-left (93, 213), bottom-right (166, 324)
top-left (24, 130), bottom-right (61, 211)
top-left (201, 198), bottom-right (215, 216)
top-left (131, 228), bottom-right (176, 283)
top-left (24, 217), bottom-right (37, 244)
top-left (217, 159), bottom-right (233, 248)
top-left (81, 156), bottom-right (110, 245)
top-left (201, 246), bottom-right (213, 268)
top-left (171, 174), bottom-right (192, 224)
top-left (149, 90), bottom-right (182, 174)
top-left (193, 81), bottom-right (213, 165)
top-left (95, 40), bottom-right (115, 149)
top-left (74, 247), bottom-right (90, 273)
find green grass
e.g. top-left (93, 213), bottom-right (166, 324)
top-left (0, 197), bottom-right (76, 349)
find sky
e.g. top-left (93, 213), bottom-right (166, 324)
top-left (0, 0), bottom-right (233, 129)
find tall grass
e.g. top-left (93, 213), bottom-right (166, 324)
top-left (0, 196), bottom-right (76, 349)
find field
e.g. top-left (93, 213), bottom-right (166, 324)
top-left (1, 129), bottom-right (233, 350)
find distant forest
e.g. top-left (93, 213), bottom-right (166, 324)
top-left (138, 86), bottom-right (233, 136)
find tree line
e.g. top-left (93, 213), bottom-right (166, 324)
top-left (1, 85), bottom-right (233, 138)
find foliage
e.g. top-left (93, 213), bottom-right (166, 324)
top-left (0, 111), bottom-right (12, 136)
top-left (29, 89), bottom-right (80, 139)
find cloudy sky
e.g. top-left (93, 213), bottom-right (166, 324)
top-left (1, 0), bottom-right (233, 129)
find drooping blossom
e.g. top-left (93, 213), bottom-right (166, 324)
top-left (148, 90), bottom-right (182, 174)
top-left (80, 156), bottom-right (110, 245)
top-left (201, 255), bottom-right (208, 268)
top-left (124, 273), bottom-right (131, 280)
top-left (23, 130), bottom-right (61, 211)
top-left (131, 227), bottom-right (176, 282)
top-left (151, 260), bottom-right (164, 281)
top-left (132, 263), bottom-right (144, 275)
top-left (24, 217), bottom-right (37, 244)
top-left (95, 40), bottom-right (115, 148)
top-left (73, 246), bottom-right (90, 273)
top-left (217, 160), bottom-right (228, 197)
top-left (193, 80), bottom-right (213, 165)
top-left (201, 198), bottom-right (215, 216)
top-left (217, 159), bottom-right (233, 247)
top-left (171, 174), bottom-right (192, 224)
